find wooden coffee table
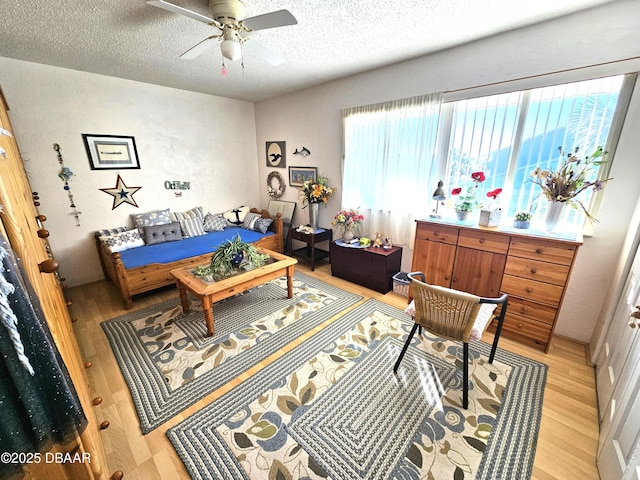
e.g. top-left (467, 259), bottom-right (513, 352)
top-left (170, 248), bottom-right (297, 337)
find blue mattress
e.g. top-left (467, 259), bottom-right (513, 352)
top-left (118, 227), bottom-right (274, 269)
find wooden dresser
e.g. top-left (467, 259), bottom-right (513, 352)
top-left (1, 88), bottom-right (115, 479)
top-left (411, 218), bottom-right (583, 352)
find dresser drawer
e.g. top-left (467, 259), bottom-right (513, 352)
top-left (499, 312), bottom-right (553, 344)
top-left (501, 274), bottom-right (564, 306)
top-left (508, 237), bottom-right (577, 265)
top-left (458, 230), bottom-right (510, 254)
top-left (507, 296), bottom-right (557, 325)
top-left (504, 256), bottom-right (570, 286)
top-left (415, 223), bottom-right (458, 245)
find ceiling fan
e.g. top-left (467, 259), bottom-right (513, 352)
top-left (147, 0), bottom-right (297, 73)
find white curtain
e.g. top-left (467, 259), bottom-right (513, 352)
top-left (341, 93), bottom-right (443, 246)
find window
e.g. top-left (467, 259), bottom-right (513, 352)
top-left (444, 75), bottom-right (627, 228)
top-left (342, 74), bottom-right (632, 241)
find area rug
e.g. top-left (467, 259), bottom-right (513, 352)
top-left (168, 299), bottom-right (548, 479)
top-left (101, 272), bottom-right (362, 433)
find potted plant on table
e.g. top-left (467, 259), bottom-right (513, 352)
top-left (193, 235), bottom-right (269, 280)
top-left (451, 171), bottom-right (486, 221)
top-left (513, 211), bottom-right (533, 229)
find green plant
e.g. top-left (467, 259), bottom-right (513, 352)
top-left (193, 235), bottom-right (269, 279)
top-left (515, 211), bottom-right (533, 221)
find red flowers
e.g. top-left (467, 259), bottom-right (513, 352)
top-left (451, 187), bottom-right (462, 195)
top-left (486, 188), bottom-right (502, 200)
top-left (471, 171), bottom-right (486, 183)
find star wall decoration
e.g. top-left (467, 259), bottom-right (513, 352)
top-left (99, 174), bottom-right (142, 209)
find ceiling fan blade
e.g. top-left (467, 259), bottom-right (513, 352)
top-left (146, 0), bottom-right (219, 26)
top-left (244, 37), bottom-right (283, 66)
top-left (180, 37), bottom-right (218, 60)
top-left (242, 9), bottom-right (297, 31)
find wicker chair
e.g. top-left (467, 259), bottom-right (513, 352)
top-left (393, 271), bottom-right (508, 408)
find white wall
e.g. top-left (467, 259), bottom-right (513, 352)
top-left (254, 0), bottom-right (640, 343)
top-left (0, 58), bottom-right (259, 287)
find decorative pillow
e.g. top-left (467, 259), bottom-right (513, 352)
top-left (131, 208), bottom-right (171, 239)
top-left (95, 226), bottom-right (128, 239)
top-left (243, 212), bottom-right (273, 234)
top-left (223, 206), bottom-right (250, 226)
top-left (252, 217), bottom-right (273, 234)
top-left (170, 206), bottom-right (204, 224)
top-left (143, 222), bottom-right (182, 245)
top-left (242, 212), bottom-right (261, 229)
top-left (203, 212), bottom-right (227, 232)
top-left (99, 228), bottom-right (144, 253)
top-left (179, 217), bottom-right (206, 238)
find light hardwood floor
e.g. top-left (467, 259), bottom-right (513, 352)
top-left (68, 261), bottom-right (601, 479)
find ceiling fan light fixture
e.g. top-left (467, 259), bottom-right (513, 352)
top-left (220, 39), bottom-right (242, 62)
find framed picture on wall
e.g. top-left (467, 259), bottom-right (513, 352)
top-left (289, 166), bottom-right (317, 187)
top-left (83, 134), bottom-right (140, 170)
top-left (266, 141), bottom-right (286, 167)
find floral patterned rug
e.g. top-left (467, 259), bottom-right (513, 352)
top-left (168, 299), bottom-right (547, 479)
top-left (101, 272), bottom-right (362, 433)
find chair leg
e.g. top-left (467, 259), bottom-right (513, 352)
top-left (463, 342), bottom-right (469, 409)
top-left (489, 314), bottom-right (505, 363)
top-left (393, 323), bottom-right (419, 373)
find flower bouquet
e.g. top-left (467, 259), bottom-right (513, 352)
top-left (530, 146), bottom-right (611, 223)
top-left (332, 208), bottom-right (364, 242)
top-left (298, 174), bottom-right (336, 208)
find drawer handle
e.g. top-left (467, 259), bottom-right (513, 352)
top-left (519, 306), bottom-right (528, 313)
top-left (535, 248), bottom-right (543, 254)
top-left (433, 232), bottom-right (439, 236)
top-left (38, 259), bottom-right (59, 273)
top-left (530, 268), bottom-right (537, 274)
top-left (479, 238), bottom-right (485, 244)
top-left (518, 323), bottom-right (524, 329)
top-left (526, 287), bottom-right (533, 293)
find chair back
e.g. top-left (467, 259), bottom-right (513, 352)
top-left (410, 276), bottom-right (483, 342)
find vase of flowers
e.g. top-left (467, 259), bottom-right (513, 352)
top-left (298, 174), bottom-right (336, 229)
top-left (332, 208), bottom-right (365, 242)
top-left (451, 171), bottom-right (486, 221)
top-left (530, 146), bottom-right (611, 231)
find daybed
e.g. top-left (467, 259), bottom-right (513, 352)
top-left (96, 207), bottom-right (283, 309)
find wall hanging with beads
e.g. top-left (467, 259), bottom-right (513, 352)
top-left (99, 174), bottom-right (142, 209)
top-left (53, 143), bottom-right (82, 226)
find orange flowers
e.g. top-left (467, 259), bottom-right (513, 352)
top-left (298, 175), bottom-right (336, 207)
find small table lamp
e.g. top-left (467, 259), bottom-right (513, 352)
top-left (430, 180), bottom-right (446, 218)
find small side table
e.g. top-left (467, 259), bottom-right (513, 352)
top-left (287, 227), bottom-right (332, 271)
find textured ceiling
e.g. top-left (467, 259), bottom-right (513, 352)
top-left (0, 0), bottom-right (618, 102)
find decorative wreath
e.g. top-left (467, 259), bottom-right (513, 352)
top-left (267, 171), bottom-right (285, 199)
